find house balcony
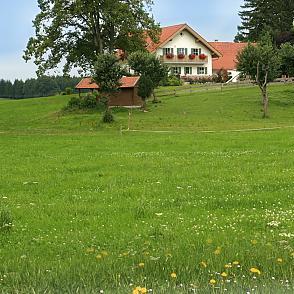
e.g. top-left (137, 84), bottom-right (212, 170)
top-left (160, 54), bottom-right (208, 64)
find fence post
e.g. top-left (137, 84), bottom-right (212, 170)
top-left (174, 89), bottom-right (176, 96)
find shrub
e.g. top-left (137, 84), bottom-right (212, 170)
top-left (80, 93), bottom-right (97, 109)
top-left (182, 76), bottom-right (214, 84)
top-left (160, 75), bottom-right (183, 86)
top-left (102, 109), bottom-right (114, 123)
top-left (67, 96), bottom-right (81, 109)
top-left (0, 209), bottom-right (12, 233)
top-left (65, 87), bottom-right (72, 95)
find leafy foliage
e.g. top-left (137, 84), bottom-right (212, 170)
top-left (160, 75), bottom-right (183, 87)
top-left (279, 43), bottom-right (294, 77)
top-left (23, 0), bottom-right (160, 76)
top-left (93, 54), bottom-right (124, 94)
top-left (138, 75), bottom-right (153, 101)
top-left (128, 51), bottom-right (168, 100)
top-left (237, 33), bottom-right (281, 117)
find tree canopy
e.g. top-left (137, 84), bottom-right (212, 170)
top-left (235, 0), bottom-right (294, 43)
top-left (128, 51), bottom-right (168, 101)
top-left (24, 0), bottom-right (160, 76)
top-left (237, 33), bottom-right (281, 117)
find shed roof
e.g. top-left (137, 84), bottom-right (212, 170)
top-left (210, 42), bottom-right (249, 71)
top-left (75, 76), bottom-right (140, 90)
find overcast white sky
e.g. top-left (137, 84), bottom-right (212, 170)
top-left (0, 0), bottom-right (244, 81)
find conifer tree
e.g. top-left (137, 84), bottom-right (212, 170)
top-left (235, 0), bottom-right (294, 42)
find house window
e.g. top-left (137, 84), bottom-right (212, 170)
top-left (171, 67), bottom-right (182, 75)
top-left (177, 48), bottom-right (188, 55)
top-left (184, 67), bottom-right (192, 75)
top-left (191, 48), bottom-right (202, 55)
top-left (163, 48), bottom-right (174, 55)
top-left (197, 67), bottom-right (208, 75)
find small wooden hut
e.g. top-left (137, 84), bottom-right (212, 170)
top-left (75, 76), bottom-right (143, 107)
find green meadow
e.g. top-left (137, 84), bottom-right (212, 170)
top-left (0, 84), bottom-right (293, 293)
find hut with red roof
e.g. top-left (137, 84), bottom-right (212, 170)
top-left (75, 76), bottom-right (143, 107)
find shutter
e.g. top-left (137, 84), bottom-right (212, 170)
top-left (199, 48), bottom-right (202, 55)
top-left (185, 48), bottom-right (188, 55)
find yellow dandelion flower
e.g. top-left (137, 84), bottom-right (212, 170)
top-left (233, 261), bottom-right (239, 265)
top-left (171, 272), bottom-right (177, 278)
top-left (291, 252), bottom-right (294, 257)
top-left (86, 247), bottom-right (95, 253)
top-left (277, 258), bottom-right (283, 263)
top-left (122, 252), bottom-right (129, 257)
top-left (101, 250), bottom-right (108, 257)
top-left (250, 267), bottom-right (261, 275)
top-left (200, 261), bottom-right (207, 268)
top-left (214, 247), bottom-right (221, 255)
top-left (207, 239), bottom-right (213, 244)
top-left (209, 279), bottom-right (216, 285)
top-left (96, 254), bottom-right (102, 260)
top-left (251, 240), bottom-right (258, 245)
top-left (133, 287), bottom-right (141, 294)
top-left (138, 262), bottom-right (145, 268)
top-left (141, 288), bottom-right (147, 294)
top-left (224, 264), bottom-right (232, 268)
top-left (221, 272), bottom-right (228, 278)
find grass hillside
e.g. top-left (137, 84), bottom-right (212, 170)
top-left (0, 84), bottom-right (293, 293)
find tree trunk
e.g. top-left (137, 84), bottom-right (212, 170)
top-left (262, 86), bottom-right (269, 118)
top-left (152, 90), bottom-right (157, 103)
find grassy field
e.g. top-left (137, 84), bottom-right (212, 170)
top-left (0, 84), bottom-right (293, 293)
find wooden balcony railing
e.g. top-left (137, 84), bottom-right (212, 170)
top-left (160, 55), bottom-right (208, 63)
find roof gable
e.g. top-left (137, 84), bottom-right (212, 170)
top-left (146, 24), bottom-right (222, 58)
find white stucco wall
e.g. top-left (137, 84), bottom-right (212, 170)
top-left (155, 29), bottom-right (213, 76)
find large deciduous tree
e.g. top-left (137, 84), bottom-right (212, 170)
top-left (23, 0), bottom-right (160, 76)
top-left (235, 0), bottom-right (294, 43)
top-left (237, 33), bottom-right (280, 118)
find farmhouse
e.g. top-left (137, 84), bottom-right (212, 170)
top-left (75, 76), bottom-right (143, 107)
top-left (146, 23), bottom-right (222, 77)
top-left (210, 42), bottom-right (249, 82)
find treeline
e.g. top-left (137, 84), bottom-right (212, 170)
top-left (0, 76), bottom-right (81, 99)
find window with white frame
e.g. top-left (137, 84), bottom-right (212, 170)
top-left (197, 67), bottom-right (208, 75)
top-left (184, 67), bottom-right (192, 75)
top-left (171, 67), bottom-right (182, 75)
top-left (177, 48), bottom-right (188, 55)
top-left (191, 48), bottom-right (202, 55)
top-left (163, 48), bottom-right (174, 55)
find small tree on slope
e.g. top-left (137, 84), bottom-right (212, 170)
top-left (93, 54), bottom-right (124, 122)
top-left (237, 33), bottom-right (280, 118)
top-left (128, 51), bottom-right (168, 102)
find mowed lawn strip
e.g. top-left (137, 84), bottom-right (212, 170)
top-left (0, 84), bottom-right (293, 293)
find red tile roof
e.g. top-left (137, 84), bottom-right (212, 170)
top-left (146, 24), bottom-right (186, 53)
top-left (146, 24), bottom-right (221, 57)
top-left (75, 76), bottom-right (140, 89)
top-left (210, 42), bottom-right (249, 71)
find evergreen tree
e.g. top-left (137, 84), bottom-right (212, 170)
top-left (235, 0), bottom-right (294, 42)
